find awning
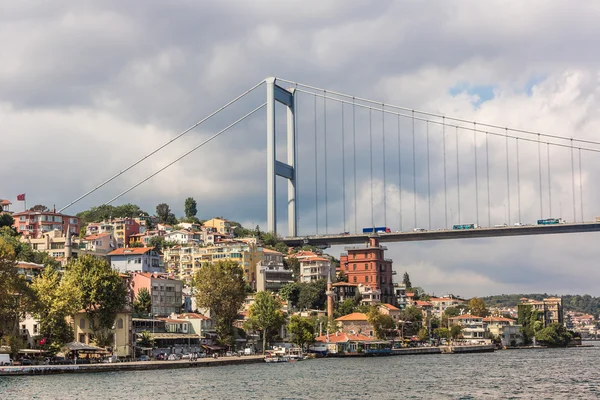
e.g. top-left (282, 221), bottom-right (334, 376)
top-left (18, 349), bottom-right (48, 354)
top-left (202, 345), bottom-right (226, 351)
top-left (152, 333), bottom-right (200, 340)
top-left (64, 342), bottom-right (106, 352)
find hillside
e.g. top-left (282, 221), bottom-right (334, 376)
top-left (482, 294), bottom-right (600, 317)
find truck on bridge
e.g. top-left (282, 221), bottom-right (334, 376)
top-left (452, 224), bottom-right (479, 230)
top-left (537, 218), bottom-right (565, 225)
top-left (363, 227), bottom-right (391, 233)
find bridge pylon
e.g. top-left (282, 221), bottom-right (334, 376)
top-left (266, 77), bottom-right (297, 236)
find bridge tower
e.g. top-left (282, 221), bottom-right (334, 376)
top-left (265, 77), bottom-right (297, 236)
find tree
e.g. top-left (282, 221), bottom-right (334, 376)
top-left (31, 266), bottom-right (78, 353)
top-left (284, 256), bottom-right (300, 280)
top-left (62, 255), bottom-right (128, 342)
top-left (193, 260), bottom-right (247, 345)
top-left (244, 291), bottom-right (286, 353)
top-left (156, 203), bottom-right (176, 224)
top-left (288, 315), bottom-right (315, 350)
top-left (133, 287), bottom-right (152, 316)
top-left (28, 204), bottom-right (49, 212)
top-left (0, 237), bottom-right (24, 340)
top-left (337, 298), bottom-right (357, 317)
top-left (433, 327), bottom-right (450, 340)
top-left (137, 331), bottom-right (155, 348)
top-left (450, 324), bottom-right (463, 339)
top-left (535, 323), bottom-right (573, 347)
top-left (403, 271), bottom-right (412, 289)
top-left (468, 297), bottom-right (489, 317)
top-left (184, 197), bottom-right (198, 219)
top-left (0, 213), bottom-right (14, 229)
top-left (297, 279), bottom-right (327, 310)
top-left (279, 282), bottom-right (301, 308)
top-left (417, 327), bottom-right (429, 342)
top-left (368, 308), bottom-right (396, 340)
top-left (147, 236), bottom-right (166, 251)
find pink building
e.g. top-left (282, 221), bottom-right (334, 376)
top-left (12, 209), bottom-right (80, 238)
top-left (130, 272), bottom-right (183, 316)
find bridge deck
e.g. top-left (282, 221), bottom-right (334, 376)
top-left (282, 222), bottom-right (600, 247)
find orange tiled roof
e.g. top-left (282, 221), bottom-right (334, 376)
top-left (108, 247), bottom-right (154, 255)
top-left (415, 301), bottom-right (433, 307)
top-left (449, 314), bottom-right (482, 320)
top-left (84, 233), bottom-right (111, 240)
top-left (406, 292), bottom-right (415, 297)
top-left (380, 303), bottom-right (400, 311)
top-left (178, 313), bottom-right (210, 320)
top-left (336, 312), bottom-right (369, 322)
top-left (483, 316), bottom-right (514, 323)
top-left (262, 248), bottom-right (282, 254)
top-left (332, 282), bottom-right (359, 287)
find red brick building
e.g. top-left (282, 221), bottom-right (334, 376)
top-left (12, 209), bottom-right (80, 238)
top-left (339, 237), bottom-right (395, 305)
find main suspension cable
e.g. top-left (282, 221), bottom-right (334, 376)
top-left (105, 103), bottom-right (266, 205)
top-left (60, 80), bottom-right (265, 212)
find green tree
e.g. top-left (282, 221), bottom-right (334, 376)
top-left (535, 323), bottom-right (573, 347)
top-left (193, 260), bottom-right (247, 345)
top-left (156, 203), bottom-right (177, 225)
top-left (184, 197), bottom-right (198, 219)
top-left (417, 327), bottom-right (429, 342)
top-left (244, 291), bottom-right (286, 353)
top-left (0, 237), bottom-right (24, 340)
top-left (137, 331), bottom-right (155, 348)
top-left (284, 256), bottom-right (300, 280)
top-left (62, 255), bottom-right (128, 342)
top-left (450, 324), bottom-right (463, 339)
top-left (31, 266), bottom-right (78, 353)
top-left (403, 271), bottom-right (412, 289)
top-left (368, 308), bottom-right (396, 340)
top-left (288, 315), bottom-right (315, 350)
top-left (133, 287), bottom-right (152, 316)
top-left (279, 282), bottom-right (301, 308)
top-left (468, 297), bottom-right (489, 317)
top-left (297, 279), bottom-right (327, 310)
top-left (337, 298), bottom-right (357, 317)
top-left (0, 213), bottom-right (14, 229)
top-left (147, 236), bottom-right (166, 251)
top-left (433, 327), bottom-right (450, 340)
top-left (28, 204), bottom-right (49, 212)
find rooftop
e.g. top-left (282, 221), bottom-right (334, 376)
top-left (379, 303), bottom-right (400, 311)
top-left (314, 332), bottom-right (374, 343)
top-left (336, 312), bottom-right (369, 322)
top-left (108, 247), bottom-right (155, 255)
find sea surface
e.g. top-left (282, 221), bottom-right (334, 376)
top-left (2, 344), bottom-right (600, 400)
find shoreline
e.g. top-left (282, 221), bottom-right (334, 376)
top-left (0, 355), bottom-right (264, 377)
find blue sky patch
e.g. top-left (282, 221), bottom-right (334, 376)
top-left (449, 82), bottom-right (496, 107)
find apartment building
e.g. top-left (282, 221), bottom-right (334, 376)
top-left (256, 249), bottom-right (294, 292)
top-left (203, 217), bottom-right (232, 235)
top-left (12, 209), bottom-right (80, 238)
top-left (130, 272), bottom-right (183, 316)
top-left (339, 237), bottom-right (396, 305)
top-left (87, 218), bottom-right (140, 248)
top-left (108, 247), bottom-right (162, 273)
top-left (518, 297), bottom-right (564, 327)
top-left (290, 251), bottom-right (332, 283)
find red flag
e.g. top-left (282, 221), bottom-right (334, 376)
top-left (39, 337), bottom-right (46, 346)
top-left (17, 194), bottom-right (25, 201)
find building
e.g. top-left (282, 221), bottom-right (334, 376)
top-left (335, 312), bottom-right (374, 336)
top-left (108, 247), bottom-right (162, 274)
top-left (483, 316), bottom-right (522, 347)
top-left (518, 297), bottom-right (564, 327)
top-left (332, 282), bottom-right (359, 303)
top-left (175, 313), bottom-right (216, 342)
top-left (313, 332), bottom-right (376, 355)
top-left (378, 303), bottom-right (401, 322)
top-left (80, 233), bottom-right (118, 258)
top-left (22, 229), bottom-right (77, 265)
top-left (203, 217), bottom-right (232, 235)
top-left (449, 314), bottom-right (487, 342)
top-left (87, 218), bottom-right (140, 248)
top-left (164, 230), bottom-right (202, 245)
top-left (15, 261), bottom-right (44, 283)
top-left (130, 272), bottom-right (183, 316)
top-left (71, 311), bottom-right (133, 358)
top-left (12, 209), bottom-right (80, 239)
top-left (393, 283), bottom-right (407, 309)
top-left (291, 251), bottom-right (332, 283)
top-left (18, 314), bottom-right (41, 349)
top-left (339, 237), bottom-right (396, 304)
top-left (256, 249), bottom-right (294, 292)
top-left (429, 295), bottom-right (467, 317)
top-left (0, 199), bottom-right (12, 214)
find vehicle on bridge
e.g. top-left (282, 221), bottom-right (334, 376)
top-left (363, 227), bottom-right (391, 233)
top-left (452, 224), bottom-right (479, 230)
top-left (537, 218), bottom-right (565, 225)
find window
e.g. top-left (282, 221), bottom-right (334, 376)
top-left (352, 254), bottom-right (356, 259)
top-left (353, 276), bottom-right (357, 283)
top-left (79, 319), bottom-right (86, 329)
top-left (365, 276), bottom-right (369, 283)
top-left (117, 318), bottom-right (123, 329)
top-left (33, 324), bottom-right (38, 334)
top-left (19, 225), bottom-right (25, 230)
top-left (20, 216), bottom-right (26, 221)
top-left (135, 257), bottom-right (142, 264)
top-left (79, 333), bottom-right (86, 343)
top-left (365, 263), bottom-right (368, 270)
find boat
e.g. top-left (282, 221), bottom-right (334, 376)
top-left (264, 346), bottom-right (306, 363)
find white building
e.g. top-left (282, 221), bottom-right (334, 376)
top-left (164, 230), bottom-right (202, 245)
top-left (108, 247), bottom-right (162, 273)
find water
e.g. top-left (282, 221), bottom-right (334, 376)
top-left (2, 345), bottom-right (600, 399)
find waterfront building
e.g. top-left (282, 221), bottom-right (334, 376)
top-left (518, 297), bottom-right (564, 327)
top-left (71, 311), bottom-right (133, 358)
top-left (12, 208), bottom-right (80, 239)
top-left (429, 295), bottom-right (467, 317)
top-left (130, 272), bottom-right (183, 316)
top-left (108, 247), bottom-right (162, 274)
top-left (448, 314), bottom-right (487, 342)
top-left (313, 332), bottom-right (375, 354)
top-left (175, 313), bottom-right (217, 342)
top-left (18, 314), bottom-right (41, 349)
top-left (483, 316), bottom-right (523, 346)
top-left (256, 249), bottom-right (294, 292)
top-left (339, 237), bottom-right (396, 305)
top-left (335, 312), bottom-right (374, 336)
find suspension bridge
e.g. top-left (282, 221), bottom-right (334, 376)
top-left (59, 77), bottom-right (600, 246)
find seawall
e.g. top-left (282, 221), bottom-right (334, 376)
top-left (0, 355), bottom-right (264, 377)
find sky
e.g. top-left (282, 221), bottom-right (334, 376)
top-left (3, 0), bottom-right (600, 297)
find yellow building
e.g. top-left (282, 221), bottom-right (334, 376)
top-left (70, 311), bottom-right (132, 358)
top-left (203, 218), bottom-right (232, 234)
top-left (163, 241), bottom-right (264, 285)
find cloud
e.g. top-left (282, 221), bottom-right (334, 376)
top-left (3, 1), bottom-right (600, 296)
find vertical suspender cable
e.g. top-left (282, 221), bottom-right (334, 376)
top-left (571, 139), bottom-right (576, 222)
top-left (505, 128), bottom-right (511, 225)
top-left (443, 118), bottom-right (448, 229)
top-left (324, 91), bottom-right (328, 233)
top-left (516, 138), bottom-right (521, 224)
top-left (398, 115), bottom-right (403, 232)
top-left (547, 143), bottom-right (552, 217)
top-left (412, 111), bottom-right (417, 229)
top-left (426, 121), bottom-right (431, 230)
top-left (486, 132), bottom-right (491, 227)
top-left (341, 103), bottom-right (346, 233)
top-left (473, 123), bottom-right (479, 226)
top-left (382, 105), bottom-right (387, 229)
top-left (579, 147), bottom-right (584, 222)
top-left (314, 94), bottom-right (319, 235)
top-left (456, 126), bottom-right (461, 224)
top-left (538, 135), bottom-right (543, 219)
top-left (353, 98), bottom-right (357, 234)
top-left (369, 108), bottom-right (375, 228)
top-left (296, 93), bottom-right (300, 234)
